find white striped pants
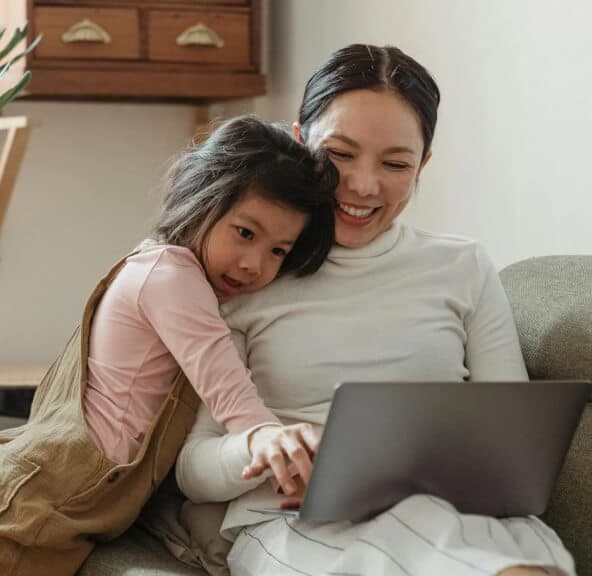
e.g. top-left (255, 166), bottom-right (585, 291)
top-left (227, 495), bottom-right (575, 576)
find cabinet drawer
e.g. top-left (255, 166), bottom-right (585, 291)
top-left (147, 10), bottom-right (251, 66)
top-left (34, 7), bottom-right (140, 60)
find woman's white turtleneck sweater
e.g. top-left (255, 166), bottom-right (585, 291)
top-left (175, 222), bottom-right (528, 539)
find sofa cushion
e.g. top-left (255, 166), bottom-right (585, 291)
top-left (500, 255), bottom-right (592, 384)
top-left (500, 255), bottom-right (592, 576)
top-left (77, 525), bottom-right (206, 576)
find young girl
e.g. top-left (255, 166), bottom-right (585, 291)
top-left (0, 115), bottom-right (336, 576)
top-left (84, 115), bottom-right (336, 466)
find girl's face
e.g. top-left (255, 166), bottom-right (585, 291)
top-left (296, 89), bottom-right (431, 248)
top-left (201, 189), bottom-right (308, 303)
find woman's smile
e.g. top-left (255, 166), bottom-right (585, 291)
top-left (336, 202), bottom-right (379, 225)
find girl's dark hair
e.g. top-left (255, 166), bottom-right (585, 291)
top-left (154, 115), bottom-right (337, 276)
top-left (298, 44), bottom-right (441, 160)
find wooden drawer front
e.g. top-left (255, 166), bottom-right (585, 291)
top-left (34, 7), bottom-right (140, 60)
top-left (148, 11), bottom-right (251, 66)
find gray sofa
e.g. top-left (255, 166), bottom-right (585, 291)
top-left (500, 255), bottom-right (592, 576)
top-left (77, 254), bottom-right (591, 576)
top-left (3, 255), bottom-right (590, 575)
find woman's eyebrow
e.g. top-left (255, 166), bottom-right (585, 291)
top-left (328, 133), bottom-right (359, 148)
top-left (328, 133), bottom-right (416, 155)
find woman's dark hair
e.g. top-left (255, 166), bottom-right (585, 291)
top-left (154, 115), bottom-right (337, 276)
top-left (298, 44), bottom-right (441, 160)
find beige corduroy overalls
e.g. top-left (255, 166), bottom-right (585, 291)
top-left (0, 254), bottom-right (200, 575)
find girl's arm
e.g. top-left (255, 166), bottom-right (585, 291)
top-left (139, 248), bottom-right (281, 433)
top-left (464, 244), bottom-right (529, 381)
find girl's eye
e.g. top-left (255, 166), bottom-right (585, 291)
top-left (272, 247), bottom-right (287, 257)
top-left (327, 148), bottom-right (353, 160)
top-left (236, 227), bottom-right (254, 240)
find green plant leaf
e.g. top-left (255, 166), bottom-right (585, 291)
top-left (0, 70), bottom-right (31, 108)
top-left (0, 23), bottom-right (29, 62)
top-left (0, 32), bottom-right (42, 79)
top-left (0, 62), bottom-right (10, 80)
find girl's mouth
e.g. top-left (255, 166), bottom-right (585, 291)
top-left (221, 274), bottom-right (244, 295)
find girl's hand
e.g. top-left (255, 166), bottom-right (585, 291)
top-left (278, 474), bottom-right (306, 510)
top-left (243, 423), bottom-right (320, 496)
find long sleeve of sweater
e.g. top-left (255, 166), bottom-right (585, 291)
top-left (176, 403), bottom-right (271, 503)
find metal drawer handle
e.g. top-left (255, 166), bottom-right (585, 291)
top-left (176, 23), bottom-right (224, 48)
top-left (61, 19), bottom-right (112, 44)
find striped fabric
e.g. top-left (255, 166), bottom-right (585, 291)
top-left (227, 496), bottom-right (574, 576)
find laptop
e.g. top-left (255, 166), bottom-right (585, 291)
top-left (251, 380), bottom-right (590, 522)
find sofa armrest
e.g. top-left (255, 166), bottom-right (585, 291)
top-left (500, 255), bottom-right (592, 576)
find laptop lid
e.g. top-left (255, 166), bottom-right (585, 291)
top-left (296, 380), bottom-right (590, 522)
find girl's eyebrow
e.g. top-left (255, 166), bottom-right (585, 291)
top-left (327, 133), bottom-right (416, 155)
top-left (235, 213), bottom-right (296, 246)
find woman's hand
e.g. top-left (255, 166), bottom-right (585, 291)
top-left (243, 423), bottom-right (321, 496)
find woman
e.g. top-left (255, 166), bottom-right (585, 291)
top-left (176, 44), bottom-right (574, 576)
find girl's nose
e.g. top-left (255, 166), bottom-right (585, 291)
top-left (239, 251), bottom-right (262, 276)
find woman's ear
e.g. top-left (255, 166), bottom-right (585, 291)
top-left (292, 122), bottom-right (304, 143)
top-left (417, 150), bottom-right (432, 178)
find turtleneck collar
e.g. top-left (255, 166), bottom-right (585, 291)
top-left (328, 221), bottom-right (404, 262)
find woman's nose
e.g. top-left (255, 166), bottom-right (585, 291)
top-left (344, 168), bottom-right (379, 198)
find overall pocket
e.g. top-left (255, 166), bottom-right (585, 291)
top-left (0, 451), bottom-right (41, 516)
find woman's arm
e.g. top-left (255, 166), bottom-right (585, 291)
top-left (175, 404), bottom-right (267, 503)
top-left (176, 403), bottom-right (320, 502)
top-left (464, 244), bottom-right (529, 381)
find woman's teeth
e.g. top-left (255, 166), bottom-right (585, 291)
top-left (338, 203), bottom-right (375, 218)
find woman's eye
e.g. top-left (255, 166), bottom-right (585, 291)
top-left (384, 161), bottom-right (409, 170)
top-left (272, 247), bottom-right (287, 257)
top-left (236, 227), bottom-right (254, 240)
top-left (327, 149), bottom-right (353, 160)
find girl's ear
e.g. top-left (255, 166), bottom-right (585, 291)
top-left (292, 122), bottom-right (304, 143)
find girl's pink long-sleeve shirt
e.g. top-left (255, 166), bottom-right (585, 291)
top-left (83, 245), bottom-right (279, 464)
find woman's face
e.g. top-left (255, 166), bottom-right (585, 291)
top-left (296, 89), bottom-right (430, 248)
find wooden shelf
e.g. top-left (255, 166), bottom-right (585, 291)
top-left (0, 363), bottom-right (48, 388)
top-left (0, 116), bottom-right (31, 234)
top-left (9, 0), bottom-right (266, 102)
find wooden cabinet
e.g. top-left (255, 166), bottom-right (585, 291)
top-left (19, 0), bottom-right (265, 102)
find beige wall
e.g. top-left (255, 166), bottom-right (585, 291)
top-left (251, 0), bottom-right (592, 268)
top-left (0, 101), bottom-right (194, 362)
top-left (2, 0), bottom-right (592, 363)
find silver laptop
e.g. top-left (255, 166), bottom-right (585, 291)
top-left (251, 380), bottom-right (590, 522)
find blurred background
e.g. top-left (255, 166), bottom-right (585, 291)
top-left (1, 0), bottom-right (591, 365)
